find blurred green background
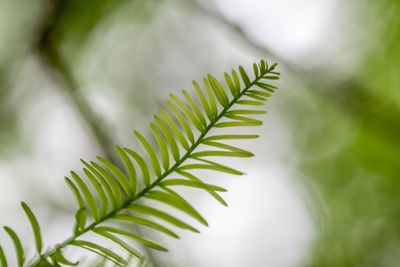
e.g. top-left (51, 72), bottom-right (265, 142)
top-left (0, 0), bottom-right (399, 266)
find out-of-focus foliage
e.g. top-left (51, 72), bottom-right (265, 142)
top-left (285, 0), bottom-right (400, 266)
top-left (0, 0), bottom-right (41, 156)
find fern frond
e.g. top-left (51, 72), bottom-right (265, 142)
top-left (0, 59), bottom-right (279, 266)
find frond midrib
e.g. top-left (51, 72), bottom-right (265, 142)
top-left (33, 70), bottom-right (267, 265)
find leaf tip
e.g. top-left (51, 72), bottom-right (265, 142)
top-left (269, 63), bottom-right (278, 71)
top-left (133, 130), bottom-right (140, 136)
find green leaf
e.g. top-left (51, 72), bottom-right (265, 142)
top-left (70, 240), bottom-right (126, 266)
top-left (192, 80), bottom-right (213, 121)
top-left (203, 78), bottom-right (218, 118)
top-left (180, 157), bottom-right (243, 175)
top-left (255, 85), bottom-right (274, 94)
top-left (224, 72), bottom-right (237, 97)
top-left (231, 69), bottom-right (241, 94)
top-left (167, 100), bottom-right (195, 144)
top-left (253, 63), bottom-right (259, 78)
top-left (93, 227), bottom-right (168, 252)
top-left (65, 177), bottom-right (85, 209)
top-left (154, 115), bottom-right (180, 162)
top-left (145, 189), bottom-right (208, 226)
top-left (166, 186), bottom-right (210, 223)
top-left (87, 160), bottom-right (123, 208)
top-left (4, 226), bottom-right (24, 267)
top-left (51, 248), bottom-right (78, 266)
top-left (124, 148), bottom-right (151, 187)
top-left (245, 92), bottom-right (267, 102)
top-left (159, 109), bottom-right (190, 150)
top-left (70, 171), bottom-right (100, 221)
top-left (237, 100), bottom-right (264, 106)
top-left (259, 59), bottom-right (267, 73)
top-left (134, 131), bottom-right (162, 177)
top-left (128, 204), bottom-right (199, 233)
top-left (182, 90), bottom-right (208, 127)
top-left (0, 245), bottom-right (8, 267)
top-left (200, 140), bottom-right (255, 159)
top-left (269, 62), bottom-right (278, 71)
top-left (83, 168), bottom-right (108, 216)
top-left (207, 74), bottom-right (229, 107)
top-left (150, 123), bottom-right (170, 171)
top-left (239, 65), bottom-right (251, 87)
top-left (215, 121), bottom-right (262, 127)
top-left (179, 162), bottom-right (243, 175)
top-left (204, 134), bottom-right (259, 141)
top-left (21, 202), bottom-right (42, 254)
top-left (73, 208), bottom-right (86, 236)
top-left (92, 228), bottom-right (142, 259)
top-left (226, 109), bottom-right (266, 115)
top-left (255, 82), bottom-right (277, 92)
top-left (114, 214), bottom-right (178, 238)
top-left (161, 179), bottom-right (227, 192)
top-left (224, 114), bottom-right (263, 125)
top-left (97, 156), bottom-right (132, 197)
top-left (116, 146), bottom-right (137, 194)
top-left (248, 89), bottom-right (272, 98)
top-left (176, 170), bottom-right (227, 206)
top-left (169, 93), bottom-right (204, 131)
top-left (262, 75), bottom-right (280, 80)
top-left (202, 140), bottom-right (254, 154)
top-left (190, 150), bottom-right (253, 158)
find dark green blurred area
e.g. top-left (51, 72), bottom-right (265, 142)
top-left (290, 0), bottom-right (400, 266)
top-left (0, 0), bottom-right (399, 266)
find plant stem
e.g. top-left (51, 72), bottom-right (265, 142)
top-left (33, 66), bottom-right (268, 265)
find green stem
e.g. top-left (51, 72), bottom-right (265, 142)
top-left (34, 70), bottom-right (267, 265)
